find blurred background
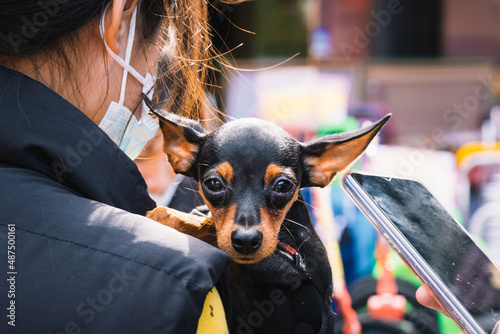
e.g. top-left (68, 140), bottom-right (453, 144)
top-left (141, 1), bottom-right (500, 333)
top-left (204, 1), bottom-right (500, 333)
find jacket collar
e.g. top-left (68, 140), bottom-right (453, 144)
top-left (0, 66), bottom-right (155, 215)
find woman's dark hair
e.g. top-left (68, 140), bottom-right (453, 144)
top-left (0, 0), bottom-right (220, 119)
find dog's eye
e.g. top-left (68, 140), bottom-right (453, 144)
top-left (274, 179), bottom-right (293, 194)
top-left (204, 178), bottom-right (225, 193)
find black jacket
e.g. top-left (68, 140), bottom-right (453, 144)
top-left (0, 66), bottom-right (231, 333)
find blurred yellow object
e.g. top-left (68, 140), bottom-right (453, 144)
top-left (196, 287), bottom-right (229, 334)
top-left (456, 142), bottom-right (500, 165)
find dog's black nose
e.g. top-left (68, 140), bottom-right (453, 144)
top-left (231, 229), bottom-right (263, 255)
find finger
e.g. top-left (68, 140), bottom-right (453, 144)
top-left (492, 321), bottom-right (500, 334)
top-left (415, 286), bottom-right (450, 317)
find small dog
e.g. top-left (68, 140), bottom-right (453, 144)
top-left (147, 111), bottom-right (389, 333)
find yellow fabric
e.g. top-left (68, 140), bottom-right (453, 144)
top-left (196, 287), bottom-right (229, 334)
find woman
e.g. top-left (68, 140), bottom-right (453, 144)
top-left (0, 0), bottom-right (231, 332)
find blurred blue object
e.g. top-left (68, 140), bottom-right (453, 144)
top-left (331, 183), bottom-right (377, 285)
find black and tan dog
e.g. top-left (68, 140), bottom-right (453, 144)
top-left (147, 111), bottom-right (390, 333)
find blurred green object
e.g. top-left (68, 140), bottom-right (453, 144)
top-left (254, 0), bottom-right (307, 57)
top-left (317, 116), bottom-right (360, 137)
top-left (437, 313), bottom-right (461, 334)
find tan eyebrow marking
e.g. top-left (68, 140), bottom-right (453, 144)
top-left (216, 161), bottom-right (234, 186)
top-left (264, 163), bottom-right (285, 186)
top-left (264, 163), bottom-right (297, 185)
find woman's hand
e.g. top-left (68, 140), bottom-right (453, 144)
top-left (416, 285), bottom-right (500, 334)
top-left (415, 285), bottom-right (450, 317)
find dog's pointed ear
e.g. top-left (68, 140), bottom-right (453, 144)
top-left (153, 109), bottom-right (207, 177)
top-left (301, 114), bottom-right (390, 187)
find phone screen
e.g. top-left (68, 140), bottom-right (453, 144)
top-left (350, 173), bottom-right (500, 333)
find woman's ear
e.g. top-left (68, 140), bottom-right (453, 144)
top-left (103, 0), bottom-right (139, 55)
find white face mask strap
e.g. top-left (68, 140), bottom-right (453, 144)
top-left (99, 4), bottom-right (147, 106)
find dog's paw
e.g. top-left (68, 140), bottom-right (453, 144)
top-left (147, 207), bottom-right (217, 246)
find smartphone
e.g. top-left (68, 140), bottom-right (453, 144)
top-left (341, 171), bottom-right (500, 334)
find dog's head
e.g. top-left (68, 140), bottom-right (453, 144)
top-left (155, 112), bottom-right (390, 264)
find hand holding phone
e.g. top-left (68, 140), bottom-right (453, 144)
top-left (342, 171), bottom-right (500, 334)
top-left (416, 286), bottom-right (500, 334)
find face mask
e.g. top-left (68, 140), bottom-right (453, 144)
top-left (98, 4), bottom-right (160, 160)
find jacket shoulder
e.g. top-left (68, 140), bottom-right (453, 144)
top-left (0, 166), bottom-right (231, 333)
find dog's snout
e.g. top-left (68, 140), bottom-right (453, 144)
top-left (231, 229), bottom-right (263, 255)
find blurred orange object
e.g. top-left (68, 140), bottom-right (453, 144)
top-left (367, 238), bottom-right (407, 321)
top-left (335, 280), bottom-right (362, 334)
